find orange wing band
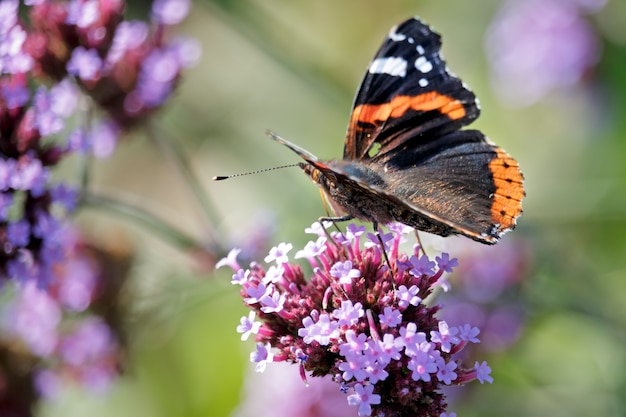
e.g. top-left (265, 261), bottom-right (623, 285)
top-left (351, 92), bottom-right (466, 127)
top-left (488, 147), bottom-right (525, 229)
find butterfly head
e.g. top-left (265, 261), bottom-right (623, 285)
top-left (299, 162), bottom-right (335, 194)
top-left (298, 159), bottom-right (397, 224)
top-left (298, 161), bottom-right (351, 219)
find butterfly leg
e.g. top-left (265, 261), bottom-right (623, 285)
top-left (317, 216), bottom-right (393, 274)
top-left (372, 221), bottom-right (392, 271)
top-left (318, 215), bottom-right (353, 247)
top-left (414, 230), bottom-right (428, 257)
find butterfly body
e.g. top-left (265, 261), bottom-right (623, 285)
top-left (302, 159), bottom-right (459, 237)
top-left (269, 17), bottom-right (524, 244)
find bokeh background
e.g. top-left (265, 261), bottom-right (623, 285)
top-left (32, 0), bottom-right (626, 416)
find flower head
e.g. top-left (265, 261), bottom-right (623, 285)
top-left (221, 222), bottom-right (491, 417)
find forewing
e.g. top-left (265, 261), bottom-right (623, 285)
top-left (344, 17), bottom-right (479, 161)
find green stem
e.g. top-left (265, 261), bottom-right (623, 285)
top-left (78, 98), bottom-right (95, 193)
top-left (145, 121), bottom-right (223, 240)
top-left (81, 192), bottom-right (206, 254)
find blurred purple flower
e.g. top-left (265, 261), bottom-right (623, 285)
top-left (0, 3), bottom-right (34, 74)
top-left (67, 46), bottom-right (103, 81)
top-left (68, 119), bottom-right (120, 159)
top-left (0, 0), bottom-right (198, 408)
top-left (7, 220), bottom-right (31, 248)
top-left (234, 363), bottom-right (356, 417)
top-left (50, 78), bottom-right (79, 117)
top-left (105, 20), bottom-right (149, 66)
top-left (51, 183), bottom-right (79, 212)
top-left (34, 369), bottom-right (63, 399)
top-left (124, 47), bottom-right (177, 112)
top-left (1, 229), bottom-right (125, 399)
top-left (170, 36), bottom-right (202, 68)
top-left (0, 0), bottom-right (18, 32)
top-left (6, 249), bottom-right (36, 281)
top-left (79, 364), bottom-right (117, 393)
top-left (66, 0), bottom-right (100, 28)
top-left (32, 316), bottom-right (120, 397)
top-left (3, 280), bottom-right (62, 356)
top-left (0, 193), bottom-right (13, 220)
top-left (89, 119), bottom-right (119, 158)
top-left (60, 318), bottom-right (115, 366)
top-left (151, 0), bottom-right (191, 25)
top-left (0, 159), bottom-right (13, 190)
top-left (485, 0), bottom-right (606, 106)
top-left (11, 156), bottom-right (48, 195)
top-left (1, 75), bottom-right (30, 108)
top-left (56, 256), bottom-right (98, 311)
top-left (66, 128), bottom-right (89, 153)
top-left (33, 87), bottom-right (65, 136)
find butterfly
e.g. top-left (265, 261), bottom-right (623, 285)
top-left (269, 17), bottom-right (525, 244)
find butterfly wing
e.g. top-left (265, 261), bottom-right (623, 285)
top-left (367, 130), bottom-right (524, 242)
top-left (340, 17), bottom-right (523, 241)
top-left (344, 17), bottom-right (479, 161)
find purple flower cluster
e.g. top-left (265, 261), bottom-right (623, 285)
top-left (25, 0), bottom-right (199, 128)
top-left (0, 0), bottom-right (199, 408)
top-left (0, 0), bottom-right (197, 290)
top-left (219, 223), bottom-right (493, 417)
top-left (485, 0), bottom-right (606, 106)
top-left (1, 239), bottom-right (120, 397)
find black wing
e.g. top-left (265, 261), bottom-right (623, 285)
top-left (344, 17), bottom-right (479, 161)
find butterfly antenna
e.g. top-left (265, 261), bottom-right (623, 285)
top-left (213, 164), bottom-right (299, 181)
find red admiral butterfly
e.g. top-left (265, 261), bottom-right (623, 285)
top-left (269, 17), bottom-right (525, 244)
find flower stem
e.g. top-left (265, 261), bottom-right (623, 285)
top-left (144, 121), bottom-right (223, 240)
top-left (81, 192), bottom-right (207, 254)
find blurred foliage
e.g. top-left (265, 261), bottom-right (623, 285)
top-left (40, 0), bottom-right (626, 416)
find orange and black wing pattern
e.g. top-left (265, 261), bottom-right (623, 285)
top-left (340, 18), bottom-right (523, 242)
top-left (344, 18), bottom-right (479, 162)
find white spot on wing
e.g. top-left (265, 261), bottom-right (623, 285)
top-left (388, 25), bottom-right (406, 42)
top-left (418, 78), bottom-right (429, 87)
top-left (369, 57), bottom-right (407, 77)
top-left (415, 56), bottom-right (433, 73)
top-left (416, 45), bottom-right (425, 55)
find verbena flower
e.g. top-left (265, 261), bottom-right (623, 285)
top-left (219, 223), bottom-right (493, 417)
top-left (25, 0), bottom-right (200, 129)
top-left (0, 0), bottom-right (199, 408)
